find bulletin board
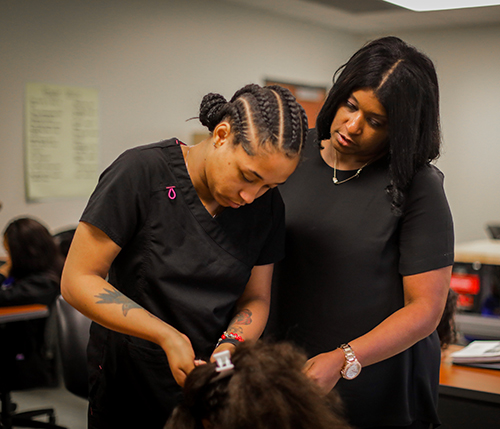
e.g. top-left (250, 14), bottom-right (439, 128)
top-left (24, 82), bottom-right (100, 201)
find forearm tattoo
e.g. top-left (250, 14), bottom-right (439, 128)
top-left (227, 308), bottom-right (252, 334)
top-left (94, 287), bottom-right (142, 316)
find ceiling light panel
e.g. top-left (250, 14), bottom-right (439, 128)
top-left (383, 1), bottom-right (500, 12)
top-left (303, 0), bottom-right (403, 14)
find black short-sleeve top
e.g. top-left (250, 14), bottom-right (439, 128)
top-left (81, 139), bottom-right (285, 359)
top-left (268, 130), bottom-right (454, 428)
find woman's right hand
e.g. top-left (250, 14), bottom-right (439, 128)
top-left (160, 329), bottom-right (196, 387)
top-left (304, 349), bottom-right (344, 395)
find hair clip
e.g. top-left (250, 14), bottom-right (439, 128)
top-left (213, 350), bottom-right (234, 373)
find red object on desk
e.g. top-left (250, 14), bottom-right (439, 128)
top-left (450, 273), bottom-right (481, 295)
top-left (0, 304), bottom-right (49, 323)
top-left (450, 273), bottom-right (481, 311)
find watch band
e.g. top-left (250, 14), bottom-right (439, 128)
top-left (339, 343), bottom-right (362, 380)
top-left (340, 343), bottom-right (357, 362)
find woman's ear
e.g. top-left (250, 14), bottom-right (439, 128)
top-left (212, 121), bottom-right (232, 148)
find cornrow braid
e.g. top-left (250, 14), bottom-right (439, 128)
top-left (267, 85), bottom-right (308, 157)
top-left (226, 102), bottom-right (244, 146)
top-left (231, 84), bottom-right (278, 143)
top-left (198, 84), bottom-right (308, 158)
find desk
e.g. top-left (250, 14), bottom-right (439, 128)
top-left (453, 239), bottom-right (500, 338)
top-left (455, 239), bottom-right (500, 265)
top-left (439, 345), bottom-right (500, 428)
top-left (0, 304), bottom-right (49, 323)
top-left (0, 303), bottom-right (64, 429)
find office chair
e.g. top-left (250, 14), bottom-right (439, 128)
top-left (55, 296), bottom-right (91, 399)
top-left (0, 305), bottom-right (67, 429)
top-left (52, 228), bottom-right (76, 259)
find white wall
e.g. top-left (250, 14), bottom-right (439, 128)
top-left (360, 26), bottom-right (500, 243)
top-left (0, 0), bottom-right (356, 248)
top-left (2, 0), bottom-right (499, 250)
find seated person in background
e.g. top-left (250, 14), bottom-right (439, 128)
top-left (0, 217), bottom-right (63, 306)
top-left (165, 341), bottom-right (351, 429)
top-left (0, 217), bottom-right (64, 389)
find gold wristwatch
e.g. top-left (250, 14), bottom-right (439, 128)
top-left (339, 343), bottom-right (362, 380)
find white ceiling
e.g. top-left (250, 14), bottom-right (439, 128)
top-left (224, 0), bottom-right (500, 34)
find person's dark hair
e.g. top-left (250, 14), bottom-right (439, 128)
top-left (165, 341), bottom-right (350, 429)
top-left (199, 84), bottom-right (308, 158)
top-left (437, 289), bottom-right (458, 349)
top-left (316, 36), bottom-right (441, 215)
top-left (3, 217), bottom-right (64, 281)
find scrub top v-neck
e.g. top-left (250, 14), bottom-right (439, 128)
top-left (80, 138), bottom-right (285, 427)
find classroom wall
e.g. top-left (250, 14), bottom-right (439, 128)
top-left (1, 0), bottom-right (500, 250)
top-left (0, 0), bottom-right (356, 246)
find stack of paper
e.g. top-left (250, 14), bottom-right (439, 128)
top-left (451, 341), bottom-right (500, 364)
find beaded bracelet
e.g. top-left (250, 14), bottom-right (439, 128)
top-left (216, 331), bottom-right (244, 348)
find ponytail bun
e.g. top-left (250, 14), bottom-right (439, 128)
top-left (199, 93), bottom-right (228, 132)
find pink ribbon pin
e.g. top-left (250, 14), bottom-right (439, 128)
top-left (166, 186), bottom-right (176, 200)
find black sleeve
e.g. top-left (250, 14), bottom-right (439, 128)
top-left (81, 147), bottom-right (152, 248)
top-left (399, 164), bottom-right (455, 276)
top-left (0, 274), bottom-right (60, 307)
top-left (255, 188), bottom-right (286, 265)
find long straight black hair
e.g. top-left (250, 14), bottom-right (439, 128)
top-left (316, 36), bottom-right (441, 215)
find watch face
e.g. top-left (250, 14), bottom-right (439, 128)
top-left (344, 362), bottom-right (361, 380)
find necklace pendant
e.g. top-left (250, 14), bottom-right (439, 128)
top-left (332, 177), bottom-right (338, 184)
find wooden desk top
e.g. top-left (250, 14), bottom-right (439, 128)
top-left (0, 303), bottom-right (49, 323)
top-left (440, 345), bottom-right (500, 398)
top-left (454, 239), bottom-right (500, 265)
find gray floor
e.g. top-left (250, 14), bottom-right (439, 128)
top-left (10, 385), bottom-right (88, 429)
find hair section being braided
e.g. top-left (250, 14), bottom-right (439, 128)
top-left (165, 341), bottom-right (351, 429)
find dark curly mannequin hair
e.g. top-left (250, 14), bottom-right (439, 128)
top-left (199, 84), bottom-right (308, 158)
top-left (165, 341), bottom-right (351, 429)
top-left (3, 217), bottom-right (64, 282)
top-left (316, 36), bottom-right (441, 215)
top-left (437, 289), bottom-right (458, 349)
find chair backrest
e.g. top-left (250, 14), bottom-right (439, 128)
top-left (53, 228), bottom-right (77, 258)
top-left (55, 295), bottom-right (91, 399)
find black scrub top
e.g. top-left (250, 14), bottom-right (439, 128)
top-left (81, 139), bottom-right (285, 428)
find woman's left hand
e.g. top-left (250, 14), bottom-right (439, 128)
top-left (304, 348), bottom-right (344, 395)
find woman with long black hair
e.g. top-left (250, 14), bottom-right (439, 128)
top-left (268, 37), bottom-right (454, 429)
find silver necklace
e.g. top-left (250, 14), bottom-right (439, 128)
top-left (332, 151), bottom-right (370, 185)
top-left (184, 146), bottom-right (191, 171)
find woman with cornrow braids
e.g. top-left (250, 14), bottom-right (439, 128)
top-left (61, 83), bottom-right (308, 429)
